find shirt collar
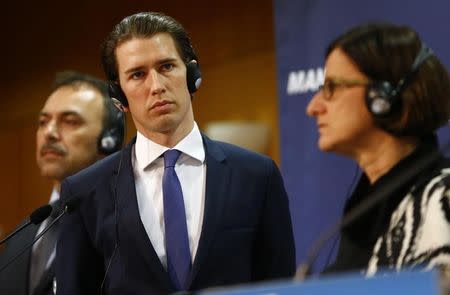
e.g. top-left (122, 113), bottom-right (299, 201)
top-left (49, 188), bottom-right (60, 203)
top-left (135, 122), bottom-right (205, 171)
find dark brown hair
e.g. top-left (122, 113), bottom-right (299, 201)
top-left (101, 12), bottom-right (198, 82)
top-left (327, 23), bottom-right (450, 136)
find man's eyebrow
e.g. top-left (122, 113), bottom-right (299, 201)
top-left (59, 111), bottom-right (82, 117)
top-left (124, 65), bottom-right (146, 76)
top-left (123, 57), bottom-right (180, 75)
top-left (155, 57), bottom-right (178, 65)
top-left (38, 110), bottom-right (83, 118)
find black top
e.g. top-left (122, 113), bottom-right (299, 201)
top-left (325, 135), bottom-right (449, 274)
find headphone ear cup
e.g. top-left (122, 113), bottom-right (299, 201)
top-left (186, 60), bottom-right (202, 93)
top-left (366, 81), bottom-right (397, 117)
top-left (108, 82), bottom-right (128, 107)
top-left (97, 109), bottom-right (125, 155)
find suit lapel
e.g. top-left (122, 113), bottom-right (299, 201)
top-left (113, 140), bottom-right (170, 288)
top-left (23, 224), bottom-right (39, 295)
top-left (188, 136), bottom-right (230, 287)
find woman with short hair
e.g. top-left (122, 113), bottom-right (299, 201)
top-left (307, 23), bottom-right (450, 275)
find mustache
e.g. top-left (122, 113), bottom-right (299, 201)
top-left (40, 143), bottom-right (67, 156)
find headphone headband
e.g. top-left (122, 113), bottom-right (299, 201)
top-left (391, 44), bottom-right (433, 98)
top-left (366, 43), bottom-right (434, 117)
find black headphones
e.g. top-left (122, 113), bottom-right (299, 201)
top-left (108, 60), bottom-right (202, 108)
top-left (365, 44), bottom-right (433, 117)
top-left (97, 102), bottom-right (125, 155)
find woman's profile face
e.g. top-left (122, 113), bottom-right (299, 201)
top-left (306, 48), bottom-right (380, 156)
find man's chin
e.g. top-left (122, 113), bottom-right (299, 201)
top-left (39, 165), bottom-right (66, 181)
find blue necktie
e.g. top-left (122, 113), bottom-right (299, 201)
top-left (163, 149), bottom-right (192, 290)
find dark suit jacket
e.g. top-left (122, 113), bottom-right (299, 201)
top-left (56, 135), bottom-right (295, 295)
top-left (0, 221), bottom-right (55, 295)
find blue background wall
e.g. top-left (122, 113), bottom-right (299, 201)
top-left (274, 0), bottom-right (450, 272)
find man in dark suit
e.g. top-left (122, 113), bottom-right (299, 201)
top-left (56, 12), bottom-right (295, 295)
top-left (0, 71), bottom-right (123, 295)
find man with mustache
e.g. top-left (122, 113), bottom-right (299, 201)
top-left (0, 71), bottom-right (123, 295)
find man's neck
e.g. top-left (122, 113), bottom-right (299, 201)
top-left (141, 121), bottom-right (195, 148)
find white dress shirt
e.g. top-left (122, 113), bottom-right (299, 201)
top-left (133, 122), bottom-right (206, 268)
